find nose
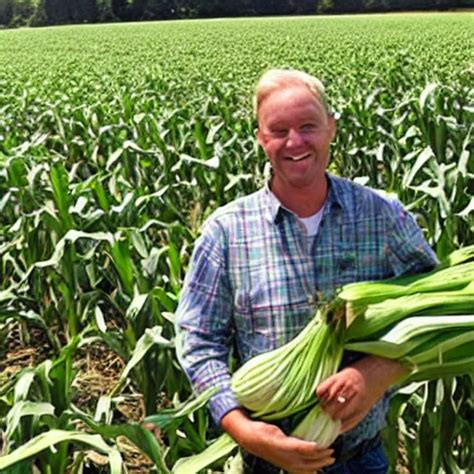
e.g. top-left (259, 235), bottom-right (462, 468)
top-left (286, 128), bottom-right (305, 148)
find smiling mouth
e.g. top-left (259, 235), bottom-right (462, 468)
top-left (286, 153), bottom-right (311, 161)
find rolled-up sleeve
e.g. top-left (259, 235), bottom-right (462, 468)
top-left (175, 218), bottom-right (240, 425)
top-left (386, 200), bottom-right (439, 275)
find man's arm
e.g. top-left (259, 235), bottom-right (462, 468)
top-left (175, 219), bottom-right (240, 424)
top-left (221, 408), bottom-right (336, 473)
top-left (386, 199), bottom-right (439, 276)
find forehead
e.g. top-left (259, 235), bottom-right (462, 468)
top-left (258, 85), bottom-right (328, 127)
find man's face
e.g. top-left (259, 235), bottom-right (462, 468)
top-left (257, 85), bottom-right (336, 194)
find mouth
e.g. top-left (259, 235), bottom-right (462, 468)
top-left (285, 153), bottom-right (311, 165)
top-left (285, 153), bottom-right (311, 162)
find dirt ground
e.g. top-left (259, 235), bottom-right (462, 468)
top-left (0, 322), bottom-right (155, 473)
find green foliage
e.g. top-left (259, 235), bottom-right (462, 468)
top-left (0, 13), bottom-right (472, 473)
top-left (0, 0), bottom-right (469, 27)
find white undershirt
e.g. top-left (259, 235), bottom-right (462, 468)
top-left (298, 205), bottom-right (325, 236)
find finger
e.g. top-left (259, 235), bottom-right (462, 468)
top-left (331, 384), bottom-right (356, 403)
top-left (288, 438), bottom-right (334, 458)
top-left (323, 385), bottom-right (358, 408)
top-left (321, 392), bottom-right (349, 411)
top-left (322, 396), bottom-right (356, 420)
top-left (300, 449), bottom-right (334, 462)
top-left (326, 379), bottom-right (351, 402)
top-left (296, 444), bottom-right (334, 459)
top-left (300, 455), bottom-right (336, 470)
top-left (316, 373), bottom-right (339, 398)
top-left (318, 378), bottom-right (348, 403)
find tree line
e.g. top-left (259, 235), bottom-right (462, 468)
top-left (0, 0), bottom-right (471, 28)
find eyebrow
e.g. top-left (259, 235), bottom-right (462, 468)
top-left (266, 117), bottom-right (323, 129)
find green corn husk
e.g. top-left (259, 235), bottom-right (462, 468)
top-left (232, 312), bottom-right (344, 420)
top-left (344, 316), bottom-right (474, 382)
top-left (291, 403), bottom-right (341, 447)
top-left (373, 315), bottom-right (474, 345)
top-left (344, 326), bottom-right (474, 360)
top-left (340, 249), bottom-right (474, 322)
top-left (230, 316), bottom-right (321, 412)
top-left (346, 283), bottom-right (474, 341)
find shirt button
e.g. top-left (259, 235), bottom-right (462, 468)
top-left (308, 295), bottom-right (315, 305)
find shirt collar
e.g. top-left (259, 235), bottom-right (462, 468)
top-left (263, 173), bottom-right (344, 224)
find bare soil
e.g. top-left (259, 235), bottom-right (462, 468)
top-left (0, 322), bottom-right (156, 473)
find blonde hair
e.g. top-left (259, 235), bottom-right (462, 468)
top-left (254, 68), bottom-right (331, 118)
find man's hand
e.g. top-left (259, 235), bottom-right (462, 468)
top-left (316, 356), bottom-right (409, 433)
top-left (221, 408), bottom-right (335, 473)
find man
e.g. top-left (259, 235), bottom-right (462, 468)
top-left (175, 69), bottom-right (437, 473)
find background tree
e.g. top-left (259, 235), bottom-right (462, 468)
top-left (29, 0), bottom-right (47, 25)
top-left (144, 0), bottom-right (177, 19)
top-left (111, 0), bottom-right (129, 20)
top-left (363, 0), bottom-right (389, 11)
top-left (44, 0), bottom-right (69, 23)
top-left (96, 0), bottom-right (115, 21)
top-left (294, 0), bottom-right (317, 14)
top-left (189, 0), bottom-right (253, 18)
top-left (0, 0), bottom-right (14, 25)
top-left (318, 0), bottom-right (333, 13)
top-left (9, 0), bottom-right (35, 25)
top-left (253, 0), bottom-right (294, 16)
top-left (220, 0), bottom-right (254, 17)
top-left (129, 0), bottom-right (146, 19)
top-left (70, 0), bottom-right (98, 23)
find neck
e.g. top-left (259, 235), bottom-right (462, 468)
top-left (271, 177), bottom-right (328, 218)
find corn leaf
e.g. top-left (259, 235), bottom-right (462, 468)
top-left (0, 430), bottom-right (122, 474)
top-left (172, 433), bottom-right (237, 474)
top-left (5, 401), bottom-right (55, 440)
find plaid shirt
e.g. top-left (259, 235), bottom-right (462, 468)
top-left (175, 173), bottom-right (438, 450)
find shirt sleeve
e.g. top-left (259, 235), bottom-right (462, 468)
top-left (175, 218), bottom-right (240, 425)
top-left (386, 200), bottom-right (439, 276)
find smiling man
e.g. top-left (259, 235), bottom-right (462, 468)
top-left (176, 69), bottom-right (437, 473)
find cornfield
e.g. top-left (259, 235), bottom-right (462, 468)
top-left (0, 12), bottom-right (473, 474)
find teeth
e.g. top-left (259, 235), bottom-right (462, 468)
top-left (288, 154), bottom-right (309, 161)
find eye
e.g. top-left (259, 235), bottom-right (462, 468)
top-left (300, 123), bottom-right (317, 133)
top-left (270, 128), bottom-right (288, 139)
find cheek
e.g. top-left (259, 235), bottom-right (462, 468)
top-left (310, 137), bottom-right (330, 152)
top-left (263, 142), bottom-right (283, 159)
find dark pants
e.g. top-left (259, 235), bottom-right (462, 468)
top-left (242, 435), bottom-right (388, 474)
top-left (323, 439), bottom-right (388, 474)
